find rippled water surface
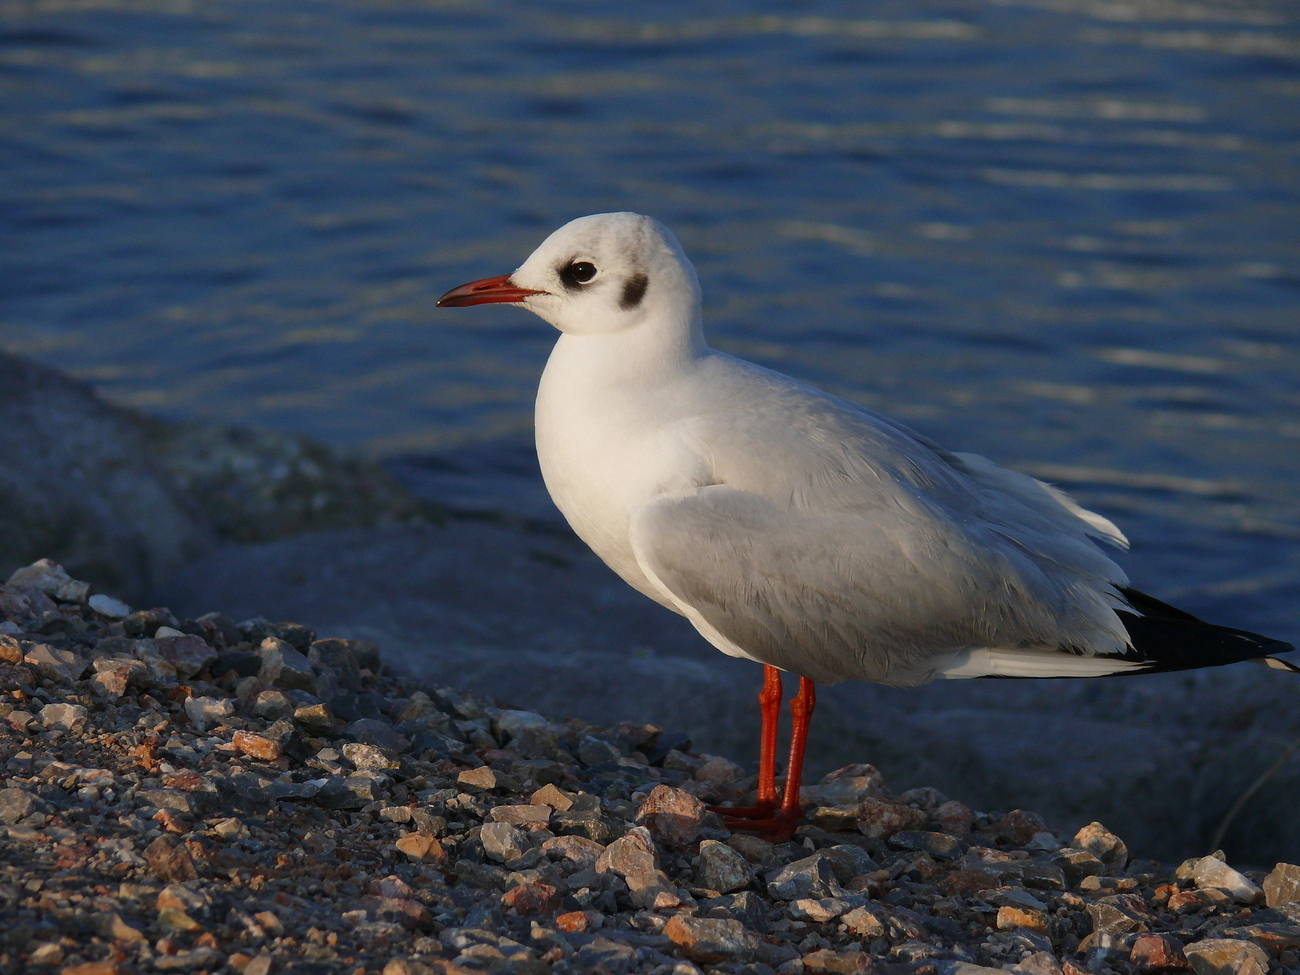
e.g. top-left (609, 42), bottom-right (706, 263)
top-left (4, 0), bottom-right (1299, 639)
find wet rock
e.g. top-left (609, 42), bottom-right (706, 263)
top-left (1071, 821), bottom-right (1128, 867)
top-left (23, 644), bottom-right (88, 683)
top-left (635, 783), bottom-right (707, 848)
top-left (856, 797), bottom-right (926, 839)
top-left (1182, 938), bottom-right (1268, 975)
top-left (1190, 855), bottom-right (1264, 903)
top-left (1264, 862), bottom-right (1300, 907)
top-left (663, 914), bottom-right (754, 965)
top-left (695, 838), bottom-right (752, 893)
top-left (39, 702), bottom-right (88, 734)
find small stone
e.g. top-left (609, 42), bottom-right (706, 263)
top-left (492, 709), bottom-right (550, 742)
top-left (480, 821), bottom-right (530, 863)
top-left (343, 717), bottom-right (409, 752)
top-left (842, 905), bottom-right (887, 938)
top-left (28, 942), bottom-right (63, 966)
top-left (541, 834), bottom-right (605, 872)
top-left (1191, 855), bottom-right (1264, 903)
top-left (244, 956), bottom-right (274, 975)
top-left (500, 881), bottom-right (561, 915)
top-left (343, 742), bottom-right (401, 771)
top-left (696, 838), bottom-right (752, 893)
top-left (939, 867), bottom-right (1000, 895)
top-left (257, 637), bottom-right (316, 691)
top-left (664, 914), bottom-right (754, 965)
top-left (7, 559), bottom-right (89, 603)
top-left (799, 763), bottom-right (885, 806)
top-left (998, 905), bottom-right (1049, 934)
top-left (144, 835), bottom-right (198, 882)
top-left (184, 695), bottom-right (235, 730)
top-left (791, 897), bottom-right (857, 922)
top-left (530, 783), bottom-right (575, 811)
top-left (1052, 846), bottom-right (1105, 885)
top-left (88, 593), bottom-right (132, 618)
top-left (887, 829), bottom-right (963, 859)
top-left (252, 689), bottom-right (292, 719)
top-left (489, 804), bottom-right (551, 825)
top-left (23, 644), bottom-right (88, 683)
top-left (0, 787), bottom-right (47, 824)
top-left (1071, 821), bottom-right (1128, 867)
top-left (856, 797), bottom-right (925, 839)
top-left (395, 833), bottom-right (443, 862)
top-left (1168, 887), bottom-right (1235, 914)
top-left (153, 634), bottom-right (218, 679)
top-left (1012, 953), bottom-right (1063, 975)
top-left (935, 799), bottom-right (974, 836)
top-left (595, 825), bottom-right (660, 877)
top-left (158, 906), bottom-right (203, 934)
top-left (1087, 893), bottom-right (1151, 935)
top-left (766, 853), bottom-right (843, 900)
top-left (293, 701), bottom-right (335, 734)
top-left (38, 702), bottom-right (88, 734)
top-left (694, 755), bottom-right (744, 789)
top-left (801, 948), bottom-right (874, 974)
top-left (556, 910), bottom-right (598, 932)
top-left (458, 766), bottom-right (500, 792)
top-left (1130, 934), bottom-right (1188, 972)
top-left (996, 809), bottom-right (1049, 845)
top-left (1264, 862), bottom-right (1300, 907)
top-left (807, 806), bottom-right (860, 831)
top-left (1182, 938), bottom-right (1268, 975)
top-left (635, 783), bottom-right (708, 848)
top-left (232, 730), bottom-right (283, 762)
top-left (625, 868), bottom-right (680, 909)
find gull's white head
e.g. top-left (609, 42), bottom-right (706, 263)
top-left (438, 212), bottom-right (701, 337)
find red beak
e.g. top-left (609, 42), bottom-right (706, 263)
top-left (436, 274), bottom-right (547, 307)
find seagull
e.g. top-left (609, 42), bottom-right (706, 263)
top-left (439, 212), bottom-right (1297, 839)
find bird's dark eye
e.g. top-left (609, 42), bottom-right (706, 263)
top-left (559, 260), bottom-right (598, 289)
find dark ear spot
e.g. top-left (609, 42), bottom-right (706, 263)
top-left (620, 273), bottom-right (648, 310)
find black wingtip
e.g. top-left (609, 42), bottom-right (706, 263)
top-left (1117, 586), bottom-right (1295, 675)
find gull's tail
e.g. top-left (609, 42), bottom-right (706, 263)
top-left (1117, 587), bottom-right (1297, 674)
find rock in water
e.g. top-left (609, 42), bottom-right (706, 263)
top-left (0, 352), bottom-right (213, 598)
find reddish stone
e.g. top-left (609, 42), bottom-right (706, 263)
top-left (635, 784), bottom-right (708, 849)
top-left (995, 809), bottom-right (1048, 845)
top-left (144, 835), bottom-right (197, 882)
top-left (556, 910), bottom-right (597, 932)
top-left (856, 798), bottom-right (925, 839)
top-left (1130, 933), bottom-right (1190, 971)
top-left (1168, 887), bottom-right (1234, 915)
top-left (802, 949), bottom-right (876, 974)
top-left (500, 882), bottom-right (561, 915)
top-left (232, 730), bottom-right (283, 762)
top-left (934, 799), bottom-right (973, 836)
top-left (938, 867), bottom-right (1000, 895)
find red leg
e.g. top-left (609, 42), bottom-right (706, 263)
top-left (715, 675), bottom-right (816, 843)
top-left (709, 665), bottom-right (782, 818)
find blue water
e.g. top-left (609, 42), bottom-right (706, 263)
top-left (3, 0), bottom-right (1299, 643)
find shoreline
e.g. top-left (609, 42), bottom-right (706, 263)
top-left (3, 559), bottom-right (1300, 975)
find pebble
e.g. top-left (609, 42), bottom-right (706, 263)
top-left (88, 593), bottom-right (132, 618)
top-left (0, 556), bottom-right (1295, 975)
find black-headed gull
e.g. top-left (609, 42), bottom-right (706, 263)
top-left (439, 212), bottom-right (1297, 838)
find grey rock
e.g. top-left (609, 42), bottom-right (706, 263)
top-left (695, 838), bottom-right (752, 893)
top-left (184, 695), bottom-right (235, 730)
top-left (0, 787), bottom-right (49, 824)
top-left (7, 559), bottom-right (90, 603)
top-left (790, 896), bottom-right (861, 922)
top-left (1070, 822), bottom-right (1128, 867)
top-left (342, 742), bottom-right (401, 771)
top-left (888, 829), bottom-right (964, 859)
top-left (596, 826), bottom-right (660, 877)
top-left (766, 853), bottom-right (845, 901)
top-left (1182, 938), bottom-right (1268, 975)
top-left (343, 718), bottom-right (410, 753)
top-left (0, 352), bottom-right (213, 600)
top-left (253, 689), bottom-right (294, 719)
top-left (153, 634), bottom-right (218, 679)
top-left (258, 637), bottom-right (316, 692)
top-left (88, 593), bottom-right (131, 618)
top-left (480, 821), bottom-right (530, 863)
top-left (39, 702), bottom-right (88, 734)
top-left (23, 644), bottom-right (88, 683)
top-left (1191, 854), bottom-right (1264, 903)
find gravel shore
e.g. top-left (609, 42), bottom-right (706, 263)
top-left (2, 559), bottom-right (1299, 975)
